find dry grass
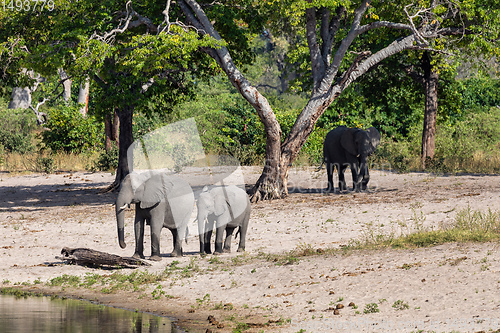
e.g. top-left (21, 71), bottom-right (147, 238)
top-left (351, 207), bottom-right (500, 250)
top-left (0, 151), bottom-right (99, 173)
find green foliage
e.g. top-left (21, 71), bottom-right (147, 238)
top-left (363, 303), bottom-right (380, 314)
top-left (458, 77), bottom-right (500, 114)
top-left (92, 146), bottom-right (119, 172)
top-left (392, 300), bottom-right (409, 311)
top-left (433, 107), bottom-right (500, 173)
top-left (217, 102), bottom-right (266, 164)
top-left (0, 105), bottom-right (36, 153)
top-left (42, 106), bottom-right (104, 153)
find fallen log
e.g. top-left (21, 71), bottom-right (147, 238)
top-left (58, 247), bottom-right (151, 268)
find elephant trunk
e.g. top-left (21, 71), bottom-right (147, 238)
top-left (115, 192), bottom-right (130, 249)
top-left (197, 210), bottom-right (206, 253)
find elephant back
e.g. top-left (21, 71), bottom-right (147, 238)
top-left (212, 185), bottom-right (249, 219)
top-left (163, 175), bottom-right (195, 228)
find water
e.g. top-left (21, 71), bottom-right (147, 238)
top-left (0, 295), bottom-right (180, 333)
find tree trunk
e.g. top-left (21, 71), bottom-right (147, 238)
top-left (57, 68), bottom-right (72, 103)
top-left (102, 107), bottom-right (133, 192)
top-left (8, 87), bottom-right (31, 109)
top-left (104, 110), bottom-right (120, 151)
top-left (114, 107), bottom-right (134, 188)
top-left (179, 0), bottom-right (422, 200)
top-left (420, 52), bottom-right (438, 169)
top-left (77, 78), bottom-right (90, 116)
top-left (59, 247), bottom-right (150, 268)
top-left (8, 70), bottom-right (44, 109)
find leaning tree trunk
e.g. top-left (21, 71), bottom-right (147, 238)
top-left (179, 0), bottom-right (421, 201)
top-left (420, 52), bottom-right (438, 169)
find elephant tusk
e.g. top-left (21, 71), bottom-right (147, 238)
top-left (119, 204), bottom-right (128, 210)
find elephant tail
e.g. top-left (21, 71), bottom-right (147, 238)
top-left (185, 225), bottom-right (189, 244)
top-left (235, 227), bottom-right (240, 239)
top-left (316, 160), bottom-right (325, 172)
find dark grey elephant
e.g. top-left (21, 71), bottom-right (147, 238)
top-left (115, 171), bottom-right (195, 261)
top-left (196, 185), bottom-right (251, 255)
top-left (323, 126), bottom-right (381, 192)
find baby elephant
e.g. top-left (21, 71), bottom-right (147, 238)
top-left (196, 185), bottom-right (251, 255)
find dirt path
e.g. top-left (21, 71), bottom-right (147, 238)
top-left (1, 168), bottom-right (500, 332)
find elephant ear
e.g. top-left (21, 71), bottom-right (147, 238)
top-left (366, 127), bottom-right (381, 154)
top-left (214, 190), bottom-right (235, 216)
top-left (139, 174), bottom-right (174, 209)
top-left (340, 128), bottom-right (359, 156)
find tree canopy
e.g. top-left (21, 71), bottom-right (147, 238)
top-left (1, 0), bottom-right (499, 196)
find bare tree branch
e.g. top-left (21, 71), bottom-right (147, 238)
top-left (321, 6), bottom-right (346, 66)
top-left (357, 21), bottom-right (413, 35)
top-left (306, 6), bottom-right (324, 90)
top-left (317, 0), bottom-right (372, 94)
top-left (30, 98), bottom-right (48, 125)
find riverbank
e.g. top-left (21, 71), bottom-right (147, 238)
top-left (2, 167), bottom-right (500, 332)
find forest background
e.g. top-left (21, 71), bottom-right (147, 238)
top-left (1, 2), bottom-right (500, 179)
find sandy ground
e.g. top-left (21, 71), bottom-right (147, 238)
top-left (1, 167), bottom-right (500, 332)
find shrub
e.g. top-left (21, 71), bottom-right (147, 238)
top-left (0, 107), bottom-right (37, 153)
top-left (42, 106), bottom-right (104, 153)
top-left (92, 146), bottom-right (119, 171)
top-left (372, 132), bottom-right (421, 172)
top-left (434, 107), bottom-right (500, 173)
top-left (35, 155), bottom-right (55, 173)
top-left (217, 102), bottom-right (266, 165)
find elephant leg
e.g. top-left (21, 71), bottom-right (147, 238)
top-left (360, 162), bottom-right (369, 191)
top-left (133, 215), bottom-right (145, 260)
top-left (223, 226), bottom-right (236, 253)
top-left (203, 217), bottom-right (215, 254)
top-left (150, 220), bottom-right (162, 261)
top-left (237, 208), bottom-right (250, 252)
top-left (338, 164), bottom-right (348, 192)
top-left (170, 228), bottom-right (183, 257)
top-left (351, 162), bottom-right (361, 192)
top-left (325, 161), bottom-right (335, 192)
top-left (214, 225), bottom-right (225, 255)
top-left (203, 229), bottom-right (213, 254)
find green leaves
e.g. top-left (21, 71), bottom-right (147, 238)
top-left (42, 105), bottom-right (104, 153)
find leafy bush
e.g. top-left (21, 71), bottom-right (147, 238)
top-left (0, 107), bottom-right (37, 153)
top-left (459, 77), bottom-right (500, 112)
top-left (217, 102), bottom-right (266, 164)
top-left (372, 136), bottom-right (419, 172)
top-left (92, 146), bottom-right (119, 171)
top-left (42, 106), bottom-right (104, 153)
top-left (434, 107), bottom-right (500, 173)
top-left (35, 155), bottom-right (55, 173)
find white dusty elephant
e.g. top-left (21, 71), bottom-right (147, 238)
top-left (323, 126), bottom-right (381, 192)
top-left (115, 171), bottom-right (195, 261)
top-left (196, 185), bottom-right (251, 255)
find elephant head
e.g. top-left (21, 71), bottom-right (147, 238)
top-left (196, 186), bottom-right (235, 233)
top-left (340, 127), bottom-right (381, 160)
top-left (115, 171), bottom-right (174, 249)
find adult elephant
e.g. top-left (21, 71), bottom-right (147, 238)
top-left (323, 126), bottom-right (381, 193)
top-left (197, 185), bottom-right (251, 255)
top-left (115, 171), bottom-right (195, 261)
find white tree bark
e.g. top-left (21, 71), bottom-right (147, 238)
top-left (8, 87), bottom-right (32, 109)
top-left (8, 70), bottom-right (44, 109)
top-left (58, 68), bottom-right (72, 103)
top-left (77, 77), bottom-right (90, 116)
